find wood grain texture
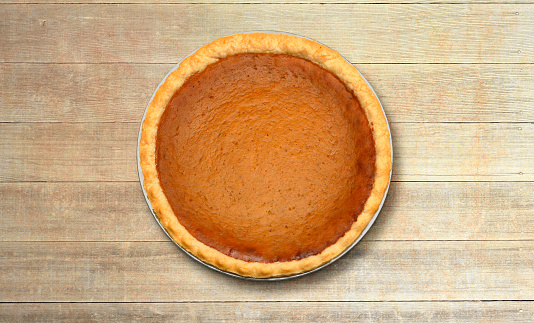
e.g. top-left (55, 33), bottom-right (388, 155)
top-left (0, 123), bottom-right (138, 182)
top-left (0, 302), bottom-right (532, 322)
top-left (1, 122), bottom-right (531, 182)
top-left (1, 4), bottom-right (532, 63)
top-left (3, 0), bottom-right (534, 4)
top-left (0, 182), bottom-right (165, 242)
top-left (1, 181), bottom-right (532, 242)
top-left (1, 0), bottom-right (533, 319)
top-left (1, 63), bottom-right (533, 123)
top-left (0, 241), bottom-right (532, 302)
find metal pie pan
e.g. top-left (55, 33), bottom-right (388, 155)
top-left (137, 31), bottom-right (393, 281)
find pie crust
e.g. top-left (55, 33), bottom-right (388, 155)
top-left (139, 32), bottom-right (392, 278)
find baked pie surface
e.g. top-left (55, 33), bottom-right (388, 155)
top-left (139, 33), bottom-right (392, 278)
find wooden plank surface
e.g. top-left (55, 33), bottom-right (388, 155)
top-left (3, 0), bottom-right (534, 4)
top-left (1, 122), bottom-right (531, 182)
top-left (1, 241), bottom-right (532, 302)
top-left (0, 302), bottom-right (532, 323)
top-left (1, 0), bottom-right (533, 320)
top-left (1, 181), bottom-right (532, 242)
top-left (1, 63), bottom-right (533, 123)
top-left (1, 4), bottom-right (533, 64)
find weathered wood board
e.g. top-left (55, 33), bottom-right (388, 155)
top-left (1, 181), bottom-right (532, 242)
top-left (1, 122), bottom-right (531, 182)
top-left (1, 63), bottom-right (533, 123)
top-left (1, 4), bottom-right (533, 64)
top-left (0, 301), bottom-right (532, 322)
top-left (0, 241), bottom-right (532, 302)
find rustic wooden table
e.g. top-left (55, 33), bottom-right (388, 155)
top-left (1, 1), bottom-right (533, 322)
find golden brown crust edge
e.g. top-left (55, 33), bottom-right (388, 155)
top-left (139, 32), bottom-right (392, 278)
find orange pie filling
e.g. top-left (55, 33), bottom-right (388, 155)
top-left (156, 53), bottom-right (376, 263)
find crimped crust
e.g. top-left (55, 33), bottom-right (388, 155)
top-left (139, 33), bottom-right (392, 278)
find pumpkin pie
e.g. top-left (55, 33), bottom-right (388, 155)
top-left (139, 33), bottom-right (392, 278)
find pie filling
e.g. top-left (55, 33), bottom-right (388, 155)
top-left (156, 53), bottom-right (376, 263)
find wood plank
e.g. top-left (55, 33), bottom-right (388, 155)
top-left (0, 241), bottom-right (532, 302)
top-left (0, 182), bottom-right (165, 242)
top-left (359, 63), bottom-right (534, 124)
top-left (390, 122), bottom-right (533, 181)
top-left (0, 123), bottom-right (138, 182)
top-left (1, 122), bottom-right (531, 182)
top-left (0, 301), bottom-right (532, 322)
top-left (1, 181), bottom-right (532, 242)
top-left (2, 63), bottom-right (533, 123)
top-left (0, 63), bottom-right (161, 123)
top-left (3, 0), bottom-right (533, 4)
top-left (1, 4), bottom-right (533, 63)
